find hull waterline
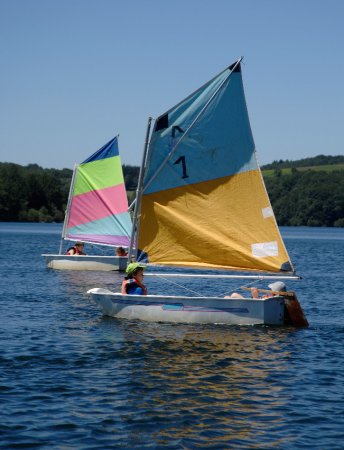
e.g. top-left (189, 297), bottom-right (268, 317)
top-left (42, 255), bottom-right (128, 271)
top-left (87, 288), bottom-right (285, 325)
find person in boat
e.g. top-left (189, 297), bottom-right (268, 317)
top-left (226, 281), bottom-right (287, 299)
top-left (66, 241), bottom-right (86, 256)
top-left (121, 262), bottom-right (147, 295)
top-left (116, 246), bottom-right (128, 256)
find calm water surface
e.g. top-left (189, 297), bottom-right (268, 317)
top-left (0, 224), bottom-right (344, 449)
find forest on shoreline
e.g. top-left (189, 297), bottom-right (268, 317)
top-left (0, 155), bottom-right (343, 227)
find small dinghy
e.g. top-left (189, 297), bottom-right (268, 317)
top-left (88, 59), bottom-right (308, 325)
top-left (43, 136), bottom-right (132, 271)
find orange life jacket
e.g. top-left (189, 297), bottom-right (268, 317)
top-left (66, 246), bottom-right (85, 255)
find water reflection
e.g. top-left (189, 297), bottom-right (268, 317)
top-left (55, 269), bottom-right (121, 294)
top-left (281, 226), bottom-right (344, 240)
top-left (2, 224), bottom-right (344, 449)
top-left (96, 319), bottom-right (297, 448)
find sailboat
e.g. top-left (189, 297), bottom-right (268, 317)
top-left (42, 136), bottom-right (132, 271)
top-left (88, 59), bottom-right (308, 325)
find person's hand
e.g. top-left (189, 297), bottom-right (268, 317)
top-left (251, 287), bottom-right (259, 299)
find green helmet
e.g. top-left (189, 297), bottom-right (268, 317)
top-left (125, 262), bottom-right (146, 276)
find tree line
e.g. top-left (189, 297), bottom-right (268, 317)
top-left (0, 162), bottom-right (139, 223)
top-left (265, 169), bottom-right (344, 227)
top-left (0, 157), bottom-right (343, 226)
top-left (261, 154), bottom-right (344, 170)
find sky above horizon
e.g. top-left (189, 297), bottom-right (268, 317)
top-left (1, 0), bottom-right (343, 169)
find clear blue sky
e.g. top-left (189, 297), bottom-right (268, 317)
top-left (1, 0), bottom-right (343, 169)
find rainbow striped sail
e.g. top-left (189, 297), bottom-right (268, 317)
top-left (137, 60), bottom-right (294, 273)
top-left (63, 136), bottom-right (132, 247)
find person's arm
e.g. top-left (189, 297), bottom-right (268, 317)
top-left (251, 287), bottom-right (259, 299)
top-left (66, 249), bottom-right (75, 255)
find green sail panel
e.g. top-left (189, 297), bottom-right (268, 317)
top-left (64, 136), bottom-right (131, 246)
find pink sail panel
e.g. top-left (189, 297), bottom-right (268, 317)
top-left (67, 184), bottom-right (129, 228)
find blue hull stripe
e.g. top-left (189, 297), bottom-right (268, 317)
top-left (109, 298), bottom-right (249, 314)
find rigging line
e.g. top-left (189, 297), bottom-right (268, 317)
top-left (128, 197), bottom-right (136, 211)
top-left (222, 279), bottom-right (264, 298)
top-left (88, 244), bottom-right (108, 255)
top-left (153, 274), bottom-right (203, 297)
top-left (88, 243), bottom-right (114, 254)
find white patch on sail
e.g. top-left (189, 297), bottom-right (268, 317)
top-left (262, 207), bottom-right (273, 218)
top-left (252, 241), bottom-right (278, 258)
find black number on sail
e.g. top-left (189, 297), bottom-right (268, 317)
top-left (174, 155), bottom-right (189, 179)
top-left (172, 125), bottom-right (184, 138)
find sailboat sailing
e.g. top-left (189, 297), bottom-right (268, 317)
top-left (42, 136), bottom-right (132, 271)
top-left (88, 59), bottom-right (308, 325)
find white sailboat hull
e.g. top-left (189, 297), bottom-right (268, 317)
top-left (87, 288), bottom-right (285, 325)
top-left (42, 255), bottom-right (128, 271)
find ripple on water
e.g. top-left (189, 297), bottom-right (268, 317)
top-left (1, 225), bottom-right (344, 449)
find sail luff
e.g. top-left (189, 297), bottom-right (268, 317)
top-left (61, 163), bottom-right (78, 247)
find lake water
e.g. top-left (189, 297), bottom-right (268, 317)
top-left (0, 223), bottom-right (344, 449)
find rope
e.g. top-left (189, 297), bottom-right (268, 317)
top-left (153, 275), bottom-right (270, 299)
top-left (222, 278), bottom-right (266, 298)
top-left (151, 274), bottom-right (280, 299)
top-left (152, 274), bottom-right (203, 297)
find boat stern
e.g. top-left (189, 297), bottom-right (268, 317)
top-left (261, 296), bottom-right (285, 325)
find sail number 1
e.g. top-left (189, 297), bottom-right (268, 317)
top-left (174, 156), bottom-right (189, 179)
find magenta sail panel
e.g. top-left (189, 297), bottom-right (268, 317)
top-left (67, 184), bottom-right (129, 228)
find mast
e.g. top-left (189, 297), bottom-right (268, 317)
top-left (127, 117), bottom-right (153, 262)
top-left (59, 163), bottom-right (78, 254)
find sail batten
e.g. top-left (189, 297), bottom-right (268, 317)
top-left (137, 61), bottom-right (294, 273)
top-left (63, 136), bottom-right (131, 247)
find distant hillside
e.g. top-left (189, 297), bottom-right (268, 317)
top-left (0, 156), bottom-right (343, 226)
top-left (0, 162), bottom-right (138, 222)
top-left (264, 170), bottom-right (344, 227)
top-left (259, 155), bottom-right (344, 227)
top-left (262, 163), bottom-right (344, 177)
top-left (261, 154), bottom-right (344, 170)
